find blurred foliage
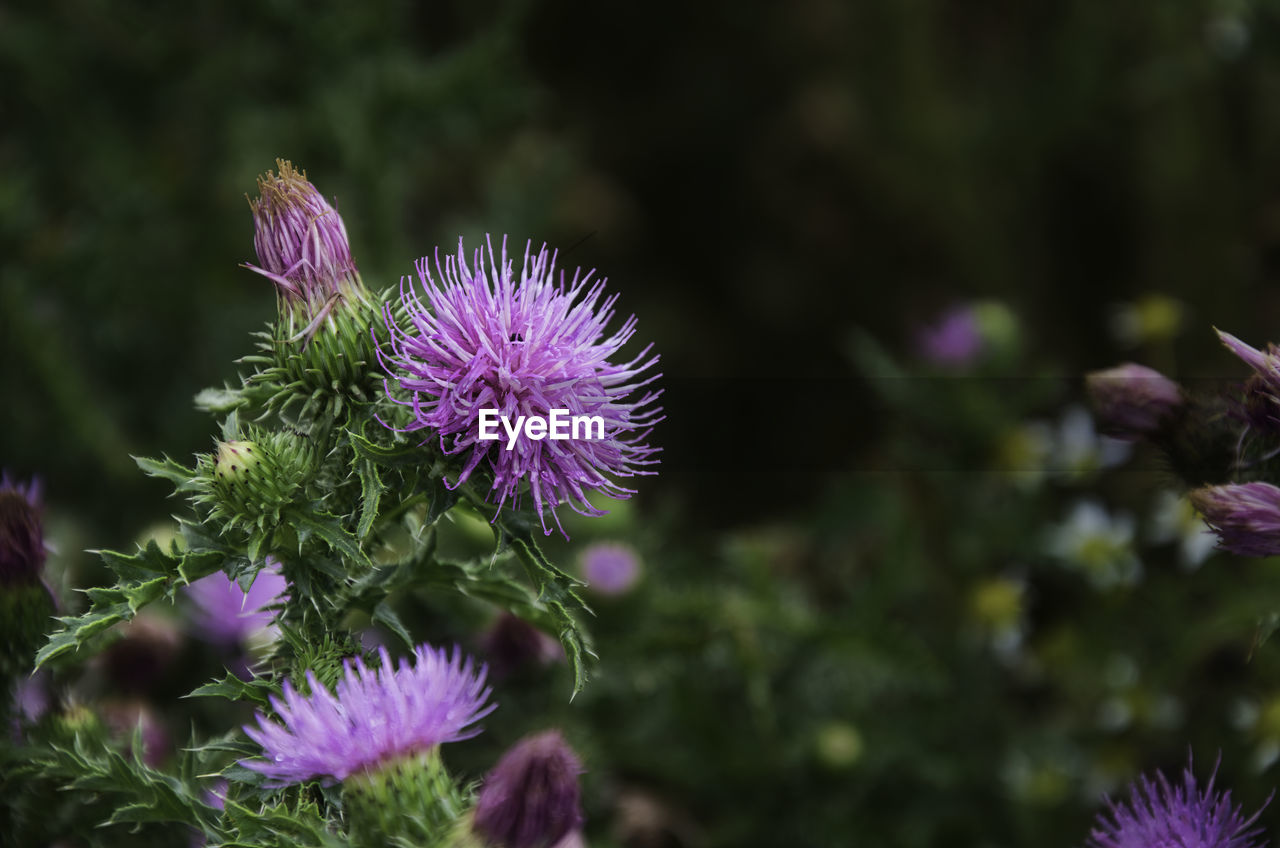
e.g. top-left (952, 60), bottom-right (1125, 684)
top-left (9, 1), bottom-right (1280, 846)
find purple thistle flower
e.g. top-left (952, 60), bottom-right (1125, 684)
top-left (1086, 363), bottom-right (1184, 439)
top-left (378, 236), bottom-right (663, 537)
top-left (0, 473), bottom-right (45, 586)
top-left (580, 541), bottom-right (641, 596)
top-left (1190, 482), bottom-right (1280, 558)
top-left (1086, 757), bottom-right (1269, 848)
top-left (916, 306), bottom-right (983, 368)
top-left (473, 730), bottom-right (584, 848)
top-left (184, 559), bottom-right (288, 648)
top-left (244, 159), bottom-right (367, 336)
top-left (241, 643), bottom-right (495, 786)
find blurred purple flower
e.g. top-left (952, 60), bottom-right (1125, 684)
top-left (1086, 363), bottom-right (1183, 439)
top-left (185, 560), bottom-right (287, 649)
top-left (473, 730), bottom-right (584, 848)
top-left (916, 306), bottom-right (982, 368)
top-left (0, 472), bottom-right (45, 586)
top-left (1190, 482), bottom-right (1280, 558)
top-left (481, 612), bottom-right (563, 679)
top-left (241, 644), bottom-right (494, 786)
top-left (580, 542), bottom-right (641, 595)
top-left (1086, 756), bottom-right (1268, 848)
top-left (378, 236), bottom-right (663, 538)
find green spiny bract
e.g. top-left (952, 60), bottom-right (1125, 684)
top-left (239, 293), bottom-right (393, 428)
top-left (193, 429), bottom-right (317, 546)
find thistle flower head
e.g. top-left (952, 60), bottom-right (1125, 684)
top-left (473, 730), bottom-right (584, 848)
top-left (1086, 363), bottom-right (1184, 439)
top-left (1190, 482), bottom-right (1280, 558)
top-left (580, 541), bottom-right (641, 595)
top-left (241, 643), bottom-right (494, 786)
top-left (1086, 757), bottom-right (1268, 848)
top-left (0, 473), bottom-right (44, 586)
top-left (378, 236), bottom-right (663, 537)
top-left (245, 159), bottom-right (367, 336)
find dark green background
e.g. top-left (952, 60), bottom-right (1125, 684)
top-left (7, 2), bottom-right (1280, 846)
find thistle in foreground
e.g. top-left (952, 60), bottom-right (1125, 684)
top-left (1086, 757), bottom-right (1268, 848)
top-left (378, 236), bottom-right (663, 537)
top-left (241, 643), bottom-right (494, 785)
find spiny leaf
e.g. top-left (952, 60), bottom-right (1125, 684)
top-left (36, 541), bottom-right (224, 667)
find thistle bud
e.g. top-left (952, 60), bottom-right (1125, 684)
top-left (473, 730), bottom-right (584, 848)
top-left (1085, 363), bottom-right (1183, 439)
top-left (246, 159), bottom-right (366, 324)
top-left (203, 433), bottom-right (313, 535)
top-left (215, 440), bottom-right (262, 484)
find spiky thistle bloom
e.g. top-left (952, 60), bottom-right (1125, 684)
top-left (1086, 757), bottom-right (1268, 848)
top-left (378, 236), bottom-right (663, 537)
top-left (1086, 363), bottom-right (1184, 439)
top-left (473, 730), bottom-right (584, 848)
top-left (245, 159), bottom-right (368, 337)
top-left (241, 643), bottom-right (494, 786)
top-left (1190, 482), bottom-right (1280, 557)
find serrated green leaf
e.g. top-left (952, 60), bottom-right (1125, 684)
top-left (187, 672), bottom-right (277, 708)
top-left (372, 600), bottom-right (414, 648)
top-left (348, 427), bottom-right (433, 468)
top-left (36, 541), bottom-right (226, 668)
top-left (195, 385), bottom-right (246, 414)
top-left (356, 457), bottom-right (384, 540)
top-left (285, 506), bottom-right (370, 569)
top-left (134, 454), bottom-right (201, 490)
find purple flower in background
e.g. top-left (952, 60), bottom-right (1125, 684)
top-left (185, 560), bottom-right (288, 648)
top-left (916, 306), bottom-right (983, 368)
top-left (0, 473), bottom-right (45, 586)
top-left (378, 236), bottom-right (663, 537)
top-left (1086, 757), bottom-right (1268, 848)
top-left (473, 730), bottom-right (584, 848)
top-left (481, 612), bottom-right (563, 679)
top-left (1086, 363), bottom-right (1183, 439)
top-left (580, 542), bottom-right (641, 595)
top-left (244, 159), bottom-right (367, 336)
top-left (1190, 482), bottom-right (1280, 558)
top-left (241, 644), bottom-right (494, 785)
